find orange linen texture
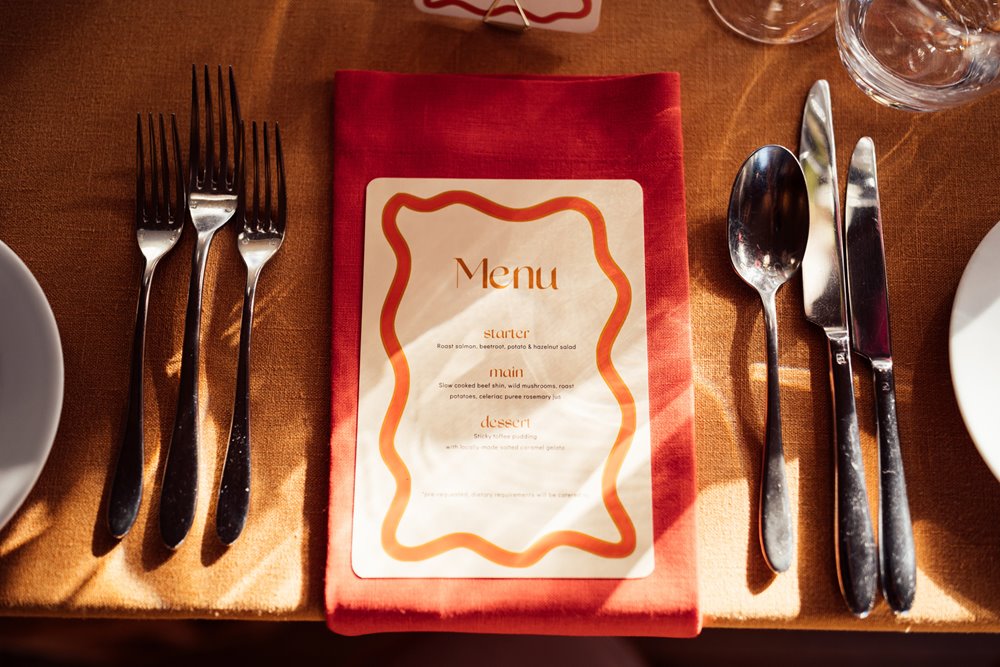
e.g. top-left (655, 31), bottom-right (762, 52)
top-left (326, 71), bottom-right (700, 637)
top-left (3, 0), bottom-right (999, 632)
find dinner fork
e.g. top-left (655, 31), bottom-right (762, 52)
top-left (159, 65), bottom-right (241, 549)
top-left (216, 121), bottom-right (285, 545)
top-left (107, 113), bottom-right (184, 539)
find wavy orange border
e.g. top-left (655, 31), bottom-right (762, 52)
top-left (377, 189), bottom-right (637, 567)
top-left (422, 0), bottom-right (593, 24)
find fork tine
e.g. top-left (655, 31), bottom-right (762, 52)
top-left (148, 114), bottom-right (160, 224)
top-left (251, 121), bottom-right (260, 231)
top-left (218, 65), bottom-right (228, 189)
top-left (158, 114), bottom-right (170, 222)
top-left (229, 66), bottom-right (241, 189)
top-left (275, 122), bottom-right (285, 234)
top-left (136, 114), bottom-right (145, 222)
top-left (188, 65), bottom-right (200, 190)
top-left (170, 114), bottom-right (184, 225)
top-left (263, 122), bottom-right (272, 232)
top-left (204, 64), bottom-right (215, 188)
top-left (236, 120), bottom-right (247, 229)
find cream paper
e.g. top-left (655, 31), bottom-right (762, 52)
top-left (352, 178), bottom-right (652, 578)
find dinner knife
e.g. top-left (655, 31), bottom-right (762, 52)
top-left (799, 80), bottom-right (878, 617)
top-left (845, 137), bottom-right (916, 614)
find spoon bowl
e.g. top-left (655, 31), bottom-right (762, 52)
top-left (727, 144), bottom-right (810, 574)
top-left (729, 146), bottom-right (811, 293)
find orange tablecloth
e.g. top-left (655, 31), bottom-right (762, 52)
top-left (0, 0), bottom-right (998, 632)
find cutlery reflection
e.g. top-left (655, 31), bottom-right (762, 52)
top-left (108, 113), bottom-right (184, 539)
top-left (845, 136), bottom-right (916, 614)
top-left (727, 145), bottom-right (809, 574)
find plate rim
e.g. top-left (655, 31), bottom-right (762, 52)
top-left (0, 239), bottom-right (64, 531)
top-left (949, 220), bottom-right (1000, 483)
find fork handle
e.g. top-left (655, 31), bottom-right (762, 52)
top-left (217, 273), bottom-right (259, 545)
top-left (108, 258), bottom-right (158, 538)
top-left (160, 231), bottom-right (214, 549)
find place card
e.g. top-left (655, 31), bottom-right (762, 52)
top-left (352, 178), bottom-right (652, 578)
top-left (414, 0), bottom-right (602, 33)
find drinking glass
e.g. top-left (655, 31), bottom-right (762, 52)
top-left (709, 0), bottom-right (836, 44)
top-left (837, 0), bottom-right (1000, 111)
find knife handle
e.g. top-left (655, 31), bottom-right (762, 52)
top-left (828, 334), bottom-right (878, 617)
top-left (760, 290), bottom-right (793, 573)
top-left (871, 360), bottom-right (916, 614)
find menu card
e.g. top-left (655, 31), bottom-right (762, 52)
top-left (352, 178), bottom-right (653, 579)
top-left (414, 0), bottom-right (603, 33)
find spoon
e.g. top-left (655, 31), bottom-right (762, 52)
top-left (727, 145), bottom-right (810, 574)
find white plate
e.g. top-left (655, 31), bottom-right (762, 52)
top-left (0, 240), bottom-right (63, 530)
top-left (950, 221), bottom-right (1000, 483)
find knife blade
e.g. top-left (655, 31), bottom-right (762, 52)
top-left (845, 136), bottom-right (917, 614)
top-left (799, 80), bottom-right (878, 617)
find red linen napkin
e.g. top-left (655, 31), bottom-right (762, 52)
top-left (328, 71), bottom-right (699, 637)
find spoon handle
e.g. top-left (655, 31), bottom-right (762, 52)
top-left (760, 290), bottom-right (793, 573)
top-left (828, 333), bottom-right (878, 617)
